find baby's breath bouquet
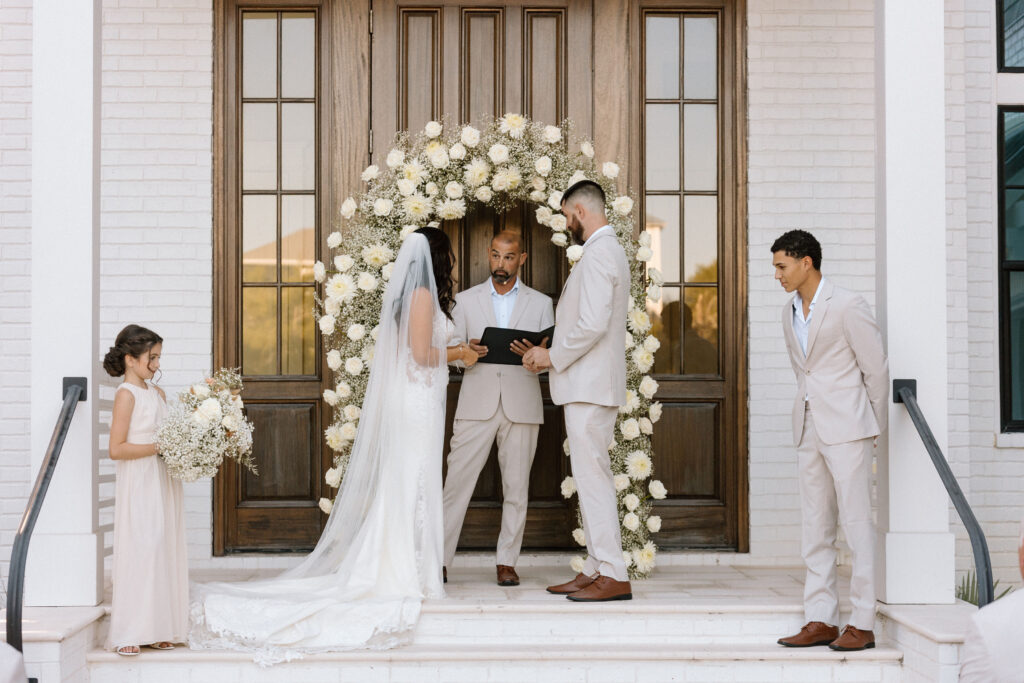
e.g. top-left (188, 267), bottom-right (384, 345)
top-left (155, 368), bottom-right (257, 482)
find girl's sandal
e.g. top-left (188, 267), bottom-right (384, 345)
top-left (146, 642), bottom-right (175, 650)
top-left (116, 646), bottom-right (140, 656)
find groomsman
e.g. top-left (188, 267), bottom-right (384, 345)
top-left (443, 231), bottom-right (554, 587)
top-left (772, 230), bottom-right (889, 652)
top-left (523, 180), bottom-right (633, 602)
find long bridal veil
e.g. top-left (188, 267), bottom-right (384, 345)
top-left (190, 232), bottom-right (450, 665)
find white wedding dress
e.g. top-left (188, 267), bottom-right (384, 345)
top-left (189, 234), bottom-right (450, 665)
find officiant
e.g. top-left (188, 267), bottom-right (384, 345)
top-left (443, 231), bottom-right (555, 587)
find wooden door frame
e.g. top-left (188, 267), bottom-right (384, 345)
top-left (623, 0), bottom-right (748, 551)
top-left (211, 0), bottom-right (371, 555)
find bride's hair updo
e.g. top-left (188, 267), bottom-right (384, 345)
top-left (103, 324), bottom-right (163, 377)
top-left (415, 227), bottom-right (455, 320)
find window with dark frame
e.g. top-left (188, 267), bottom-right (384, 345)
top-left (1000, 1), bottom-right (1024, 71)
top-left (999, 106), bottom-right (1024, 430)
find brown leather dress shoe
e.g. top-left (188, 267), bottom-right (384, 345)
top-left (829, 625), bottom-right (875, 651)
top-left (566, 575), bottom-right (632, 602)
top-left (496, 565), bottom-right (519, 586)
top-left (546, 573), bottom-right (595, 595)
top-left (777, 621), bottom-right (840, 647)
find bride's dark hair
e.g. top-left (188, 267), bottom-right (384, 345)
top-left (415, 227), bottom-right (455, 320)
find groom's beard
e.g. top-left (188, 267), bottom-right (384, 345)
top-left (491, 269), bottom-right (512, 284)
top-left (569, 223), bottom-right (585, 246)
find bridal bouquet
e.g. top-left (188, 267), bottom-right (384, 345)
top-left (155, 368), bottom-right (257, 482)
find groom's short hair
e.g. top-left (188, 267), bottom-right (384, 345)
top-left (770, 229), bottom-right (822, 271)
top-left (561, 180), bottom-right (606, 214)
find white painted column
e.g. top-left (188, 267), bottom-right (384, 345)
top-left (873, 0), bottom-right (955, 604)
top-left (26, 0), bottom-right (102, 606)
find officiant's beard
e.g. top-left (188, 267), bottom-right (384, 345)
top-left (491, 269), bottom-right (512, 284)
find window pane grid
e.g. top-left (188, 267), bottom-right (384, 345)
top-left (239, 9), bottom-right (319, 378)
top-left (642, 9), bottom-right (721, 376)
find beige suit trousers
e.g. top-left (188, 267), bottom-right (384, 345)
top-left (442, 398), bottom-right (539, 567)
top-left (798, 406), bottom-right (876, 630)
top-left (565, 402), bottom-right (628, 582)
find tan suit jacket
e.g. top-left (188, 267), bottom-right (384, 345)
top-left (782, 280), bottom-right (889, 446)
top-left (548, 228), bottom-right (630, 407)
top-left (450, 280), bottom-right (554, 424)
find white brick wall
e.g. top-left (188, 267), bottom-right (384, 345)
top-left (0, 0), bottom-right (33, 589)
top-left (99, 0), bottom-right (223, 568)
top-left (960, 0), bottom-right (1024, 589)
top-left (746, 0), bottom-right (877, 562)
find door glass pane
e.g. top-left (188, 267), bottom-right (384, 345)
top-left (282, 195), bottom-right (315, 282)
top-left (1003, 0), bottom-right (1024, 69)
top-left (683, 286), bottom-right (718, 375)
top-left (683, 17), bottom-right (717, 100)
top-left (1006, 111), bottom-right (1024, 186)
top-left (645, 104), bottom-right (680, 191)
top-left (1011, 272), bottom-right (1024, 420)
top-left (648, 285), bottom-right (681, 375)
top-left (243, 103), bottom-right (277, 190)
top-left (242, 195), bottom-right (277, 282)
top-left (684, 104), bottom-right (717, 191)
top-left (282, 286), bottom-right (315, 375)
top-left (281, 12), bottom-right (316, 98)
top-left (684, 195), bottom-right (718, 282)
top-left (645, 16), bottom-right (679, 100)
top-left (243, 287), bottom-right (277, 375)
top-left (242, 13), bottom-right (277, 99)
top-left (645, 195), bottom-right (680, 283)
top-left (281, 103), bottom-right (315, 190)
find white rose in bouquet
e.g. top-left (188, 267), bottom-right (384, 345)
top-left (623, 493), bottom-right (640, 512)
top-left (568, 170), bottom-right (587, 186)
top-left (530, 190), bottom-right (546, 203)
top-left (619, 389), bottom-right (640, 414)
top-left (449, 142), bottom-right (467, 160)
top-left (631, 347), bottom-right (654, 373)
top-left (619, 418), bottom-right (641, 440)
top-left (566, 245), bottom-right (584, 263)
top-left (357, 272), bottom-right (378, 292)
top-left (322, 389), bottom-right (339, 406)
top-left (429, 149), bottom-right (450, 169)
top-left (614, 473), bottom-right (630, 492)
top-left (461, 126), bottom-right (481, 147)
top-left (336, 381), bottom-right (352, 399)
top-left (547, 191), bottom-right (563, 209)
top-left (397, 178), bottom-right (416, 197)
top-left (639, 375), bottom-right (659, 400)
top-left (327, 350), bottom-right (342, 371)
top-left (488, 143), bottom-right (509, 164)
top-left (535, 206), bottom-right (553, 225)
top-left (372, 198), bottom-right (394, 217)
top-left (327, 231), bottom-right (342, 248)
top-left (649, 401), bottom-right (663, 424)
top-left (325, 467), bottom-right (342, 488)
top-left (622, 512), bottom-right (640, 532)
top-left (318, 314), bottom-right (336, 335)
top-left (491, 166), bottom-right (521, 192)
top-left (386, 148), bottom-right (404, 169)
top-left (551, 232), bottom-right (568, 247)
top-left (194, 397), bottom-right (222, 425)
top-left (334, 254), bottom-right (355, 272)
top-left (361, 165), bottom-right (379, 182)
top-left (221, 414), bottom-right (241, 432)
top-left (318, 497), bottom-right (333, 514)
top-left (343, 404), bottom-right (361, 422)
top-left (572, 528), bottom-right (586, 546)
top-left (570, 556), bottom-right (586, 574)
top-left (445, 181), bottom-right (463, 199)
top-left (340, 421), bottom-right (358, 441)
top-left (345, 357), bottom-right (363, 375)
top-left (647, 267), bottom-right (665, 286)
top-left (535, 155), bottom-right (552, 177)
top-left (474, 186), bottom-right (493, 203)
top-left (532, 176), bottom-right (546, 191)
top-left (549, 215), bottom-right (567, 232)
top-left (602, 161), bottom-right (620, 178)
top-left (638, 230), bottom-right (652, 247)
top-left (340, 198), bottom-right (357, 219)
top-left (649, 479), bottom-right (668, 499)
top-left (625, 331), bottom-right (635, 350)
top-left (643, 335), bottom-right (661, 353)
top-left (425, 181), bottom-right (439, 197)
top-left (560, 476), bottom-right (577, 499)
top-left (647, 284), bottom-right (662, 302)
top-left (563, 438), bottom-right (571, 456)
top-left (312, 261), bottom-right (326, 282)
top-left (647, 515), bottom-right (662, 533)
top-left (347, 323), bottom-right (366, 341)
top-left (424, 120), bottom-right (442, 138)
top-left (400, 224), bottom-right (418, 241)
top-left (639, 417), bottom-right (654, 435)
top-left (636, 246), bottom-right (653, 263)
top-left (580, 141), bottom-right (595, 158)
top-left (542, 125), bottom-right (562, 144)
top-left (612, 196), bottom-right (634, 215)
top-left (628, 308), bottom-right (652, 334)
top-left (191, 383), bottom-right (211, 398)
top-left (325, 424), bottom-right (345, 450)
top-left (403, 160), bottom-right (428, 185)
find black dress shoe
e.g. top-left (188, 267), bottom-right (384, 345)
top-left (442, 566), bottom-right (447, 583)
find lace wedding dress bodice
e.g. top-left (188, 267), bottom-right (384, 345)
top-left (189, 235), bottom-right (453, 665)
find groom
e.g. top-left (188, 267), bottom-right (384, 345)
top-left (443, 231), bottom-right (555, 587)
top-left (523, 180), bottom-right (632, 602)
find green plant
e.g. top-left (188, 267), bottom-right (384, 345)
top-left (956, 571), bottom-right (1014, 606)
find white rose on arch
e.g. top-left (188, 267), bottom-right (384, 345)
top-left (424, 120), bottom-right (442, 138)
top-left (542, 125), bottom-right (562, 144)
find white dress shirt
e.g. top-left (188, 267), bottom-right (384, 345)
top-left (490, 277), bottom-right (520, 328)
top-left (792, 276), bottom-right (826, 357)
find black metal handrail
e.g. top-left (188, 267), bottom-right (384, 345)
top-left (6, 378), bottom-right (86, 655)
top-left (894, 379), bottom-right (994, 607)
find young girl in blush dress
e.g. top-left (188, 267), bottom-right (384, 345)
top-left (103, 324), bottom-right (188, 656)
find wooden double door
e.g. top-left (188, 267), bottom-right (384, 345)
top-left (214, 0), bottom-right (747, 555)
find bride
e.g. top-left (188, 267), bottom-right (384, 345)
top-left (190, 228), bottom-right (479, 664)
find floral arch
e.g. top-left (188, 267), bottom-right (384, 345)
top-left (312, 114), bottom-right (667, 578)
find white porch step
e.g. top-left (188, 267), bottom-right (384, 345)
top-left (86, 642), bottom-right (903, 683)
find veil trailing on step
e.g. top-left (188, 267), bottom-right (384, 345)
top-left (190, 232), bottom-right (450, 665)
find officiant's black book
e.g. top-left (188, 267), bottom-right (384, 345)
top-left (477, 325), bottom-right (555, 365)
